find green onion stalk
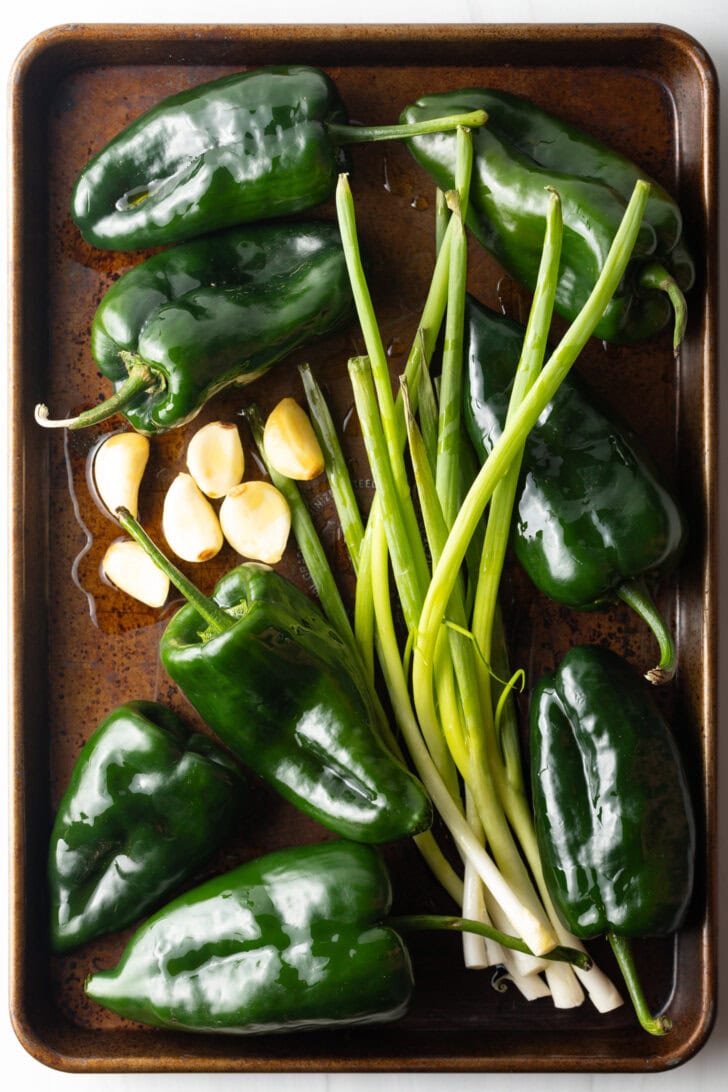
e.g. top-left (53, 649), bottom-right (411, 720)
top-left (461, 197), bottom-right (621, 1008)
top-left (450, 188), bottom-right (567, 990)
top-left (338, 147), bottom-right (555, 960)
top-left (378, 185), bottom-right (564, 970)
top-left (303, 169), bottom-right (649, 1001)
top-left (403, 186), bottom-right (592, 1004)
top-left (337, 172), bottom-right (461, 801)
top-left (408, 179), bottom-right (651, 1004)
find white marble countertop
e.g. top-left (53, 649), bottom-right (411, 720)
top-left (2, 2), bottom-right (724, 1087)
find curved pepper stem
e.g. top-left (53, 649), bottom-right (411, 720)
top-left (638, 262), bottom-right (688, 356)
top-left (35, 356), bottom-right (157, 431)
top-left (391, 914), bottom-right (591, 970)
top-left (617, 577), bottom-right (677, 684)
top-left (607, 931), bottom-right (672, 1036)
top-left (116, 507), bottom-right (232, 634)
top-left (326, 108), bottom-right (487, 146)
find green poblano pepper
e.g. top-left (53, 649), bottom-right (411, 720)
top-left (36, 221), bottom-right (354, 435)
top-left (70, 65), bottom-right (487, 251)
top-left (48, 701), bottom-right (242, 954)
top-left (402, 88), bottom-right (693, 348)
top-left (70, 67), bottom-right (350, 251)
top-left (158, 562), bottom-right (433, 844)
top-left (530, 644), bottom-right (695, 1035)
top-left (85, 841), bottom-right (415, 1033)
top-left (463, 294), bottom-right (686, 681)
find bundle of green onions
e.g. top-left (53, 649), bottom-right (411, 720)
top-left (249, 127), bottom-right (651, 1013)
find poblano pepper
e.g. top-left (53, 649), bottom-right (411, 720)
top-left (117, 509), bottom-right (432, 844)
top-left (402, 89), bottom-right (693, 349)
top-left (48, 700), bottom-right (242, 954)
top-left (463, 294), bottom-right (685, 681)
top-left (530, 645), bottom-right (695, 1034)
top-left (70, 65), bottom-right (486, 251)
top-left (35, 221), bottom-right (354, 435)
top-left (85, 839), bottom-right (588, 1033)
top-left (85, 841), bottom-right (414, 1033)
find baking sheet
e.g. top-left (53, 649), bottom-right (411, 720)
top-left (9, 22), bottom-right (718, 1072)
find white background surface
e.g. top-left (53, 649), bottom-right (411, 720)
top-left (1, 1), bottom-right (724, 1088)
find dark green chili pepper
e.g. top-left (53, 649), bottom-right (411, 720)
top-left (402, 88), bottom-right (693, 349)
top-left (117, 509), bottom-right (432, 845)
top-left (85, 842), bottom-right (413, 1033)
top-left (48, 700), bottom-right (242, 954)
top-left (35, 221), bottom-right (354, 435)
top-left (85, 839), bottom-right (589, 1033)
top-left (70, 65), bottom-right (487, 251)
top-left (530, 644), bottom-right (695, 1034)
top-left (463, 294), bottom-right (685, 681)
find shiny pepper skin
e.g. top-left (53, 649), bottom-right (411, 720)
top-left (160, 563), bottom-right (433, 844)
top-left (530, 644), bottom-right (695, 939)
top-left (61, 221), bottom-right (353, 434)
top-left (85, 840), bottom-right (414, 1033)
top-left (71, 66), bottom-right (349, 250)
top-left (48, 701), bottom-right (243, 953)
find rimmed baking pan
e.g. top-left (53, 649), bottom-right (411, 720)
top-left (8, 22), bottom-right (718, 1072)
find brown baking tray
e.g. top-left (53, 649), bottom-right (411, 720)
top-left (8, 22), bottom-right (718, 1073)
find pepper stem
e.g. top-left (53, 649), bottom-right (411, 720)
top-left (116, 507), bottom-right (231, 634)
top-left (607, 932), bottom-right (672, 1035)
top-left (617, 578), bottom-right (676, 684)
top-left (35, 358), bottom-right (157, 431)
top-left (326, 108), bottom-right (487, 146)
top-left (390, 914), bottom-right (591, 970)
top-left (638, 262), bottom-right (688, 356)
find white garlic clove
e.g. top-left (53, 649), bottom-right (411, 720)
top-left (92, 431), bottom-right (150, 519)
top-left (186, 420), bottom-right (245, 498)
top-left (162, 472), bottom-right (223, 563)
top-left (263, 397), bottom-right (325, 481)
top-left (102, 539), bottom-right (170, 608)
top-left (219, 481), bottom-right (291, 564)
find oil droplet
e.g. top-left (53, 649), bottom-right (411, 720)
top-left (382, 156), bottom-right (395, 195)
top-left (341, 404), bottom-right (360, 436)
top-left (382, 155), bottom-right (414, 200)
top-left (496, 274), bottom-right (524, 322)
top-left (386, 338), bottom-right (406, 359)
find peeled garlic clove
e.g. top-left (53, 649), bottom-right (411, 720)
top-left (162, 472), bottom-right (223, 563)
top-left (263, 397), bottom-right (325, 481)
top-left (219, 480), bottom-right (291, 564)
top-left (92, 431), bottom-right (150, 519)
top-left (187, 420), bottom-right (245, 498)
top-left (102, 539), bottom-right (170, 608)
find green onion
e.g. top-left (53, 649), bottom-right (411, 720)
top-left (435, 127), bottom-right (473, 527)
top-left (298, 362), bottom-right (365, 571)
top-left (412, 180), bottom-right (652, 744)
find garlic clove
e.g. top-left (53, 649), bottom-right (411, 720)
top-left (186, 420), bottom-right (245, 498)
top-left (219, 480), bottom-right (291, 564)
top-left (92, 431), bottom-right (150, 519)
top-left (102, 539), bottom-right (170, 608)
top-left (263, 397), bottom-right (325, 481)
top-left (162, 472), bottom-right (223, 563)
